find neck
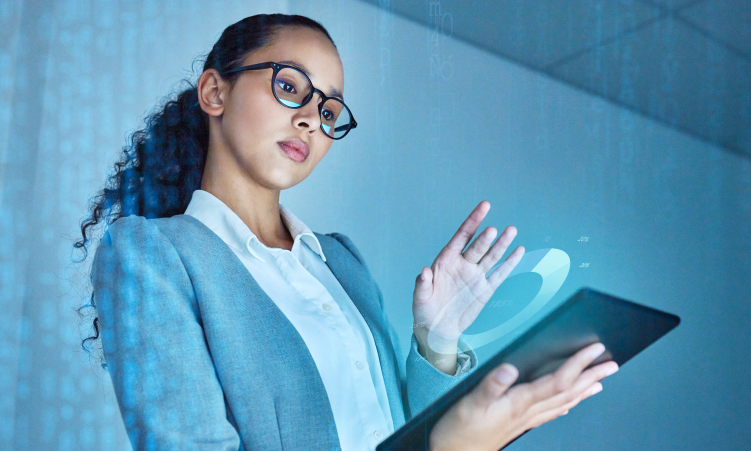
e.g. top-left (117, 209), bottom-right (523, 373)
top-left (200, 147), bottom-right (293, 251)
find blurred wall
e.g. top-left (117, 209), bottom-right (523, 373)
top-left (0, 0), bottom-right (291, 449)
top-left (284, 1), bottom-right (751, 450)
top-left (1, 0), bottom-right (749, 450)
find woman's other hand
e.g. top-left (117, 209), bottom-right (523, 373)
top-left (429, 342), bottom-right (619, 451)
top-left (412, 201), bottom-right (525, 369)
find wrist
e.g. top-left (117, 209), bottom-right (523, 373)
top-left (414, 330), bottom-right (459, 375)
top-left (413, 324), bottom-right (459, 353)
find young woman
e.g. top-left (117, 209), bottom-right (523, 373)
top-left (77, 13), bottom-right (618, 451)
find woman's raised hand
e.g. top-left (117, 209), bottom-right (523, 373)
top-left (428, 342), bottom-right (620, 451)
top-left (412, 201), bottom-right (525, 361)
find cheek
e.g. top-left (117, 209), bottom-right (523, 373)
top-left (223, 96), bottom-right (290, 168)
top-left (228, 92), bottom-right (283, 143)
top-left (312, 144), bottom-right (332, 166)
top-left (297, 143), bottom-right (332, 178)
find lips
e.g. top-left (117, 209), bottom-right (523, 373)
top-left (278, 139), bottom-right (310, 163)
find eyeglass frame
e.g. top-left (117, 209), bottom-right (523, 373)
top-left (222, 61), bottom-right (358, 140)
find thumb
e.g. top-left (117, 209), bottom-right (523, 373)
top-left (475, 363), bottom-right (519, 403)
top-left (414, 266), bottom-right (433, 302)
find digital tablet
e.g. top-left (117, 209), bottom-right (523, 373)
top-left (376, 287), bottom-right (681, 451)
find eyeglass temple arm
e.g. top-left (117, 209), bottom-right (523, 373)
top-left (333, 118), bottom-right (357, 133)
top-left (223, 62), bottom-right (274, 75)
top-left (334, 123), bottom-right (354, 133)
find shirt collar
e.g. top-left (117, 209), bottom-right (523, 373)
top-left (278, 203), bottom-right (327, 262)
top-left (184, 189), bottom-right (327, 263)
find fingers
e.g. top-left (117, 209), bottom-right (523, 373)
top-left (462, 226), bottom-right (498, 265)
top-left (524, 360), bottom-right (617, 418)
top-left (548, 342), bottom-right (607, 392)
top-left (526, 381), bottom-right (604, 430)
top-left (443, 201), bottom-right (490, 255)
top-left (476, 226), bottom-right (519, 271)
top-left (442, 202), bottom-right (522, 277)
top-left (513, 342), bottom-right (607, 408)
top-left (463, 344), bottom-right (615, 442)
top-left (564, 381), bottom-right (603, 411)
top-left (473, 363), bottom-right (519, 404)
top-left (413, 266), bottom-right (434, 304)
top-left (485, 244), bottom-right (525, 289)
top-left (457, 352), bottom-right (613, 446)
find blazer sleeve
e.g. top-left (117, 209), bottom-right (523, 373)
top-left (91, 215), bottom-right (242, 451)
top-left (327, 233), bottom-right (479, 421)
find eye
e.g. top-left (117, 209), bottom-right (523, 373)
top-left (275, 78), bottom-right (297, 94)
top-left (321, 108), bottom-right (337, 122)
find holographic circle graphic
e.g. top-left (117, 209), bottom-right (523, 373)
top-left (461, 248), bottom-right (570, 350)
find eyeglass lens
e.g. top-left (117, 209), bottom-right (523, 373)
top-left (273, 67), bottom-right (353, 139)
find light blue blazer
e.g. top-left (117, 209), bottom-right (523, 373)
top-left (92, 214), bottom-right (478, 450)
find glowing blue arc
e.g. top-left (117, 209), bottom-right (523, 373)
top-left (461, 248), bottom-right (571, 350)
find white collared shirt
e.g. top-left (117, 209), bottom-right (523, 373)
top-left (184, 189), bottom-right (393, 450)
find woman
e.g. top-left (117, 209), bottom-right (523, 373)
top-left (77, 13), bottom-right (618, 451)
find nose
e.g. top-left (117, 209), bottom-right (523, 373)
top-left (292, 93), bottom-right (323, 133)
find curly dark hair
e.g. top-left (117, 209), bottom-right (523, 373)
top-left (73, 13), bottom-right (336, 368)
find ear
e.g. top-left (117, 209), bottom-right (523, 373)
top-left (197, 69), bottom-right (227, 117)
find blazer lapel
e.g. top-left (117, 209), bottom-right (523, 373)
top-left (315, 232), bottom-right (405, 427)
top-left (163, 215), bottom-right (341, 449)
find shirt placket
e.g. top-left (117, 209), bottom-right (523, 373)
top-left (276, 250), bottom-right (389, 449)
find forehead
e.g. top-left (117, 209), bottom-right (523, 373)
top-left (248, 26), bottom-right (344, 98)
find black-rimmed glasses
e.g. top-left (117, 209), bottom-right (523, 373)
top-left (223, 61), bottom-right (357, 140)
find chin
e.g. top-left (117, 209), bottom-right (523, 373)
top-left (265, 169), bottom-right (308, 191)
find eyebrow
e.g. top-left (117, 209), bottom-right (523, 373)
top-left (278, 60), bottom-right (344, 99)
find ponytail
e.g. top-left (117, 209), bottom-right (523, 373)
top-left (74, 13), bottom-right (336, 367)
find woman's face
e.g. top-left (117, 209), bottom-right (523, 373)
top-left (204, 26), bottom-right (344, 192)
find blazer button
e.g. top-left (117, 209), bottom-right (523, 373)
top-left (321, 303), bottom-right (332, 312)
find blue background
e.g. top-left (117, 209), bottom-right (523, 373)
top-left (1, 0), bottom-right (749, 449)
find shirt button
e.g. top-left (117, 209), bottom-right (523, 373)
top-left (373, 430), bottom-right (383, 441)
top-left (321, 303), bottom-right (332, 312)
top-left (355, 361), bottom-right (364, 370)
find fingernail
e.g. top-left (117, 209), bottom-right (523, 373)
top-left (495, 364), bottom-right (516, 384)
top-left (591, 384), bottom-right (603, 395)
top-left (562, 410), bottom-right (569, 415)
top-left (605, 363), bottom-right (619, 376)
top-left (590, 343), bottom-right (606, 358)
